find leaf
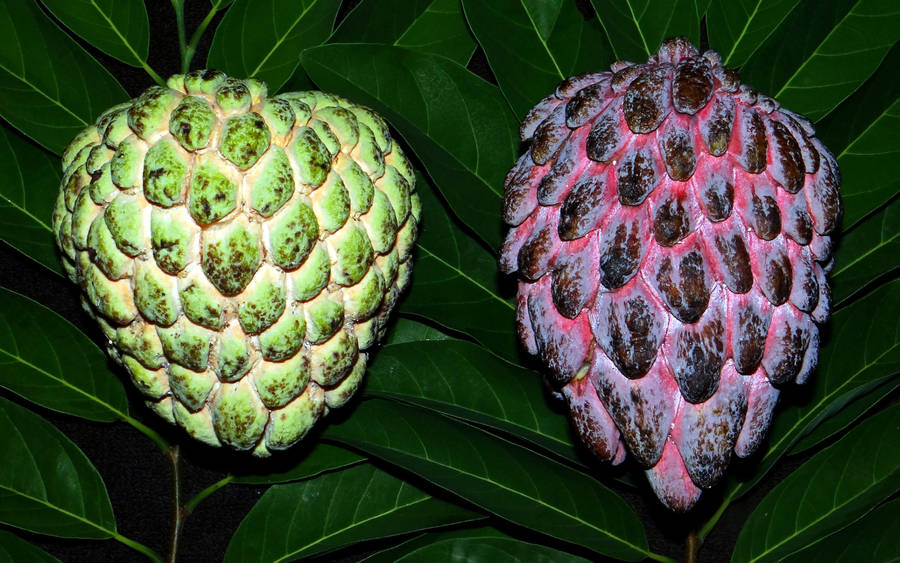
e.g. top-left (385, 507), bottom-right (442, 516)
top-left (232, 443), bottom-right (365, 485)
top-left (0, 0), bottom-right (128, 155)
top-left (712, 280), bottom-right (900, 509)
top-left (332, 0), bottom-right (476, 65)
top-left (38, 0), bottom-right (150, 69)
top-left (0, 396), bottom-right (116, 539)
top-left (365, 340), bottom-right (579, 462)
top-left (224, 463), bottom-right (483, 563)
top-left (400, 174), bottom-right (519, 361)
top-left (362, 526), bottom-right (591, 563)
top-left (0, 287), bottom-right (129, 422)
top-left (789, 377), bottom-right (899, 455)
top-left (589, 0), bottom-right (700, 62)
top-left (741, 0), bottom-right (900, 122)
top-left (384, 318), bottom-right (453, 346)
top-left (0, 125), bottom-right (63, 275)
top-left (732, 403), bottom-right (900, 562)
top-left (324, 399), bottom-right (651, 561)
top-left (780, 496), bottom-right (900, 562)
top-left (836, 97), bottom-right (900, 229)
top-left (706, 0), bottom-right (803, 67)
top-left (302, 43), bottom-right (519, 249)
top-left (830, 197), bottom-right (900, 306)
top-left (815, 42), bottom-right (900, 228)
top-left (206, 0), bottom-right (341, 93)
top-left (462, 0), bottom-right (613, 118)
top-left (0, 529), bottom-right (61, 562)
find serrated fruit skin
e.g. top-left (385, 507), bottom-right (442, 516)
top-left (500, 38), bottom-right (840, 511)
top-left (53, 70), bottom-right (420, 456)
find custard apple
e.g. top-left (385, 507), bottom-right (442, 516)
top-left (52, 70), bottom-right (420, 456)
top-left (500, 38), bottom-right (840, 511)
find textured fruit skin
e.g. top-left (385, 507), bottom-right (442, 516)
top-left (500, 38), bottom-right (840, 511)
top-left (52, 70), bottom-right (420, 456)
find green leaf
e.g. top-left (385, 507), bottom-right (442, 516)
top-left (741, 0), bottom-right (900, 122)
top-left (365, 340), bottom-right (579, 463)
top-left (224, 463), bottom-right (483, 563)
top-left (384, 318), bottom-right (453, 346)
top-left (302, 43), bottom-right (519, 249)
top-left (830, 197), bottom-right (900, 306)
top-left (232, 443), bottom-right (365, 485)
top-left (462, 0), bottom-right (613, 118)
top-left (38, 0), bottom-right (150, 69)
top-left (789, 377), bottom-right (899, 455)
top-left (780, 497), bottom-right (900, 562)
top-left (207, 0), bottom-right (341, 93)
top-left (332, 0), bottom-right (476, 65)
top-left (0, 125), bottom-right (63, 275)
top-left (325, 399), bottom-right (652, 561)
top-left (704, 280), bottom-right (900, 534)
top-left (815, 42), bottom-right (900, 228)
top-left (836, 96), bottom-right (900, 229)
top-left (362, 526), bottom-right (591, 563)
top-left (732, 403), bottom-right (900, 562)
top-left (401, 175), bottom-right (519, 361)
top-left (706, 0), bottom-right (802, 67)
top-left (0, 529), bottom-right (61, 562)
top-left (589, 0), bottom-right (700, 62)
top-left (0, 0), bottom-right (128, 155)
top-left (0, 396), bottom-right (116, 539)
top-left (0, 287), bottom-right (129, 422)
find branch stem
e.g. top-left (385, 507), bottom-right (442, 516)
top-left (684, 528), bottom-right (699, 563)
top-left (168, 446), bottom-right (185, 563)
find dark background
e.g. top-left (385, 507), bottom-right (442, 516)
top-left (0, 1), bottom-right (839, 561)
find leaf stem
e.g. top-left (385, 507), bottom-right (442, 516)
top-left (118, 413), bottom-right (171, 455)
top-left (182, 3), bottom-right (221, 73)
top-left (112, 532), bottom-right (164, 563)
top-left (647, 552), bottom-right (678, 563)
top-left (698, 496), bottom-right (730, 542)
top-left (142, 63), bottom-right (166, 87)
top-left (170, 0), bottom-right (186, 65)
top-left (168, 445), bottom-right (185, 563)
top-left (184, 475), bottom-right (233, 514)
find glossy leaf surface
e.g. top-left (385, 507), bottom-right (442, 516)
top-left (0, 288), bottom-right (128, 422)
top-left (225, 463), bottom-right (483, 562)
top-left (365, 339), bottom-right (578, 462)
top-left (463, 0), bottom-right (612, 118)
top-left (325, 399), bottom-right (651, 561)
top-left (706, 0), bottom-right (802, 67)
top-left (780, 497), bottom-right (900, 563)
top-left (303, 43), bottom-right (518, 249)
top-left (0, 127), bottom-right (63, 275)
top-left (400, 175), bottom-right (518, 361)
top-left (589, 0), bottom-right (700, 62)
top-left (363, 527), bottom-right (591, 563)
top-left (714, 280), bottom-right (900, 506)
top-left (207, 0), bottom-right (341, 93)
top-left (733, 403), bottom-right (900, 562)
top-left (0, 0), bottom-right (127, 154)
top-left (0, 396), bottom-right (116, 539)
top-left (39, 0), bottom-right (150, 70)
top-left (332, 0), bottom-right (475, 65)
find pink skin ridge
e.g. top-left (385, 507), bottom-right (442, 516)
top-left (500, 37), bottom-right (840, 512)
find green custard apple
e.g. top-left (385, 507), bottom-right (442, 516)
top-left (52, 70), bottom-right (420, 456)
